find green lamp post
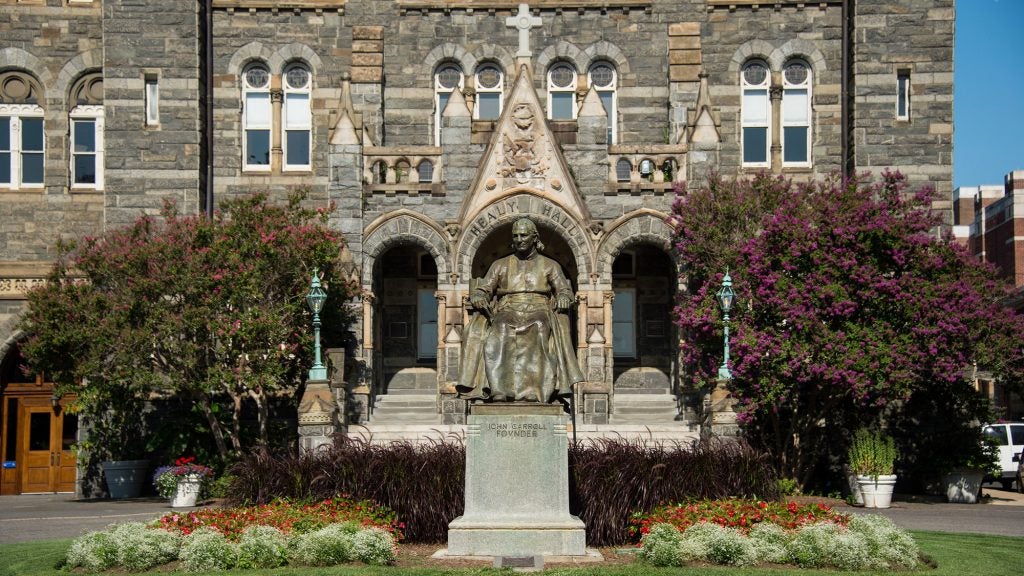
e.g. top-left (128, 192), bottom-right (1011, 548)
top-left (716, 270), bottom-right (735, 380)
top-left (306, 269), bottom-right (328, 381)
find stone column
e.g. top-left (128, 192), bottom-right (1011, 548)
top-left (270, 87), bottom-right (283, 171)
top-left (769, 82), bottom-right (783, 174)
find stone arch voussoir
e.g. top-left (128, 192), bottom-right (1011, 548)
top-left (597, 211), bottom-right (674, 282)
top-left (361, 213), bottom-right (450, 287)
top-left (227, 42), bottom-right (275, 76)
top-left (457, 193), bottom-right (593, 286)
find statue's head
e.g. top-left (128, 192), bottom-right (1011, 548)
top-left (511, 218), bottom-right (545, 254)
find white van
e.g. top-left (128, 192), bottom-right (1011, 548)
top-left (982, 422), bottom-right (1024, 489)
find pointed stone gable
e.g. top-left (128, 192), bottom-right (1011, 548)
top-left (459, 64), bottom-right (590, 225)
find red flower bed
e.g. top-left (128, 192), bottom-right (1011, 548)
top-left (629, 499), bottom-right (850, 539)
top-left (154, 496), bottom-right (404, 541)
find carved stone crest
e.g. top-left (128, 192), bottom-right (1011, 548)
top-left (500, 104), bottom-right (548, 179)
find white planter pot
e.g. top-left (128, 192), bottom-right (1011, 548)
top-left (943, 469), bottom-right (984, 503)
top-left (847, 472), bottom-right (864, 506)
top-left (169, 474), bottom-right (202, 508)
top-left (856, 474), bottom-right (897, 509)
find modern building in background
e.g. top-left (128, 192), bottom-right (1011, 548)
top-left (0, 0), bottom-right (954, 494)
top-left (953, 169), bottom-right (1024, 421)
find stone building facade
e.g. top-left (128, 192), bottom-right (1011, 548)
top-left (0, 0), bottom-right (954, 491)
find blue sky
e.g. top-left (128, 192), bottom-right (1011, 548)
top-left (954, 0), bottom-right (1024, 188)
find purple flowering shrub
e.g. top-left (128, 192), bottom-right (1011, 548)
top-left (670, 172), bottom-right (1024, 488)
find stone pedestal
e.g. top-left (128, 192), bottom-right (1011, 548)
top-left (447, 403), bottom-right (587, 557)
top-left (297, 378), bottom-right (336, 451)
top-left (706, 378), bottom-right (739, 436)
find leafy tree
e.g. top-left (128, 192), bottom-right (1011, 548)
top-left (19, 192), bottom-right (355, 465)
top-left (670, 172), bottom-right (1024, 488)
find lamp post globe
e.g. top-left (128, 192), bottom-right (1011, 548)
top-left (716, 271), bottom-right (734, 380)
top-left (306, 269), bottom-right (328, 381)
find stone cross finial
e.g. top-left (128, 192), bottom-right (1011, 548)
top-left (506, 3), bottom-right (543, 58)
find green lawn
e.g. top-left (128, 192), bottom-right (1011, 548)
top-left (1, 531), bottom-right (1021, 575)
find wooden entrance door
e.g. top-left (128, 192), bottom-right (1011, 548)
top-left (18, 398), bottom-right (76, 493)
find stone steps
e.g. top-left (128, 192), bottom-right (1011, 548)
top-left (368, 393), bottom-right (441, 425)
top-left (609, 393), bottom-right (680, 425)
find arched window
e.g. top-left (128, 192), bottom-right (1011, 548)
top-left (639, 158), bottom-right (655, 181)
top-left (417, 160), bottom-right (434, 183)
top-left (242, 62), bottom-right (271, 170)
top-left (0, 71), bottom-right (45, 189)
top-left (434, 63), bottom-right (464, 145)
top-left (283, 63), bottom-right (312, 170)
top-left (546, 62), bottom-right (577, 120)
top-left (782, 60), bottom-right (811, 166)
top-left (615, 158), bottom-right (632, 182)
top-left (68, 72), bottom-right (104, 189)
top-left (474, 64), bottom-right (503, 121)
top-left (741, 60), bottom-right (770, 167)
top-left (588, 61), bottom-right (617, 143)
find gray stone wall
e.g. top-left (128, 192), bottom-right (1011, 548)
top-left (0, 2), bottom-right (104, 261)
top-left (102, 0), bottom-right (202, 225)
top-left (853, 0), bottom-right (954, 211)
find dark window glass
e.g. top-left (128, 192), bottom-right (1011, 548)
top-left (62, 413), bottom-right (78, 451)
top-left (4, 399), bottom-right (17, 462)
top-left (246, 130), bottom-right (270, 165)
top-left (22, 118), bottom-right (43, 151)
top-left (984, 425), bottom-right (1009, 446)
top-left (285, 130), bottom-right (309, 166)
top-left (29, 412), bottom-right (50, 451)
top-left (0, 117), bottom-right (10, 149)
top-left (417, 161), bottom-right (433, 183)
top-left (599, 90), bottom-right (614, 143)
top-left (615, 159), bottom-right (631, 182)
top-left (22, 153), bottom-right (43, 184)
top-left (0, 153), bottom-right (10, 184)
top-left (74, 155), bottom-right (96, 184)
top-left (783, 126), bottom-right (808, 163)
top-left (743, 127), bottom-right (767, 164)
top-left (1010, 425), bottom-right (1024, 445)
top-left (73, 120), bottom-right (96, 152)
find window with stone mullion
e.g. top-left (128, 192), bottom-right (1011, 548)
top-left (741, 61), bottom-right (770, 167)
top-left (243, 63), bottom-right (271, 170)
top-left (283, 64), bottom-right (312, 170)
top-left (0, 110), bottom-right (45, 189)
top-left (782, 61), bottom-right (811, 166)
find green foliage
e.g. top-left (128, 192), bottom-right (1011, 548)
top-left (775, 477), bottom-right (800, 496)
top-left (179, 527), bottom-right (238, 572)
top-left (848, 428), bottom-right (898, 477)
top-left (65, 523), bottom-right (179, 572)
top-left (847, 514), bottom-right (919, 569)
top-left (19, 192), bottom-right (355, 466)
top-left (638, 523), bottom-right (683, 567)
top-left (236, 525), bottom-right (288, 569)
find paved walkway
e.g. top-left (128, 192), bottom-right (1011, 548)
top-left (1, 486), bottom-right (1023, 544)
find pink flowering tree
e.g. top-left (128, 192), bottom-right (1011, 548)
top-left (19, 192), bottom-right (355, 465)
top-left (670, 172), bottom-right (1024, 488)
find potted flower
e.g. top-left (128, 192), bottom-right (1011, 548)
top-left (848, 428), bottom-right (899, 508)
top-left (940, 431), bottom-right (999, 504)
top-left (153, 456), bottom-right (214, 508)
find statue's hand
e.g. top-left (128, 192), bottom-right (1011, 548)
top-left (554, 294), bottom-right (573, 311)
top-left (470, 293), bottom-right (490, 312)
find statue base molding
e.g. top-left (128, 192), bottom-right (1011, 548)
top-left (446, 403), bottom-right (588, 557)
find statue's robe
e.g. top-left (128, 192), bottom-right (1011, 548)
top-left (457, 252), bottom-right (584, 402)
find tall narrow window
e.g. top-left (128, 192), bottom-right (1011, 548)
top-left (741, 61), bottom-right (770, 167)
top-left (69, 72), bottom-right (104, 189)
top-left (547, 62), bottom-right (577, 120)
top-left (434, 64), bottom-right (463, 146)
top-left (474, 64), bottom-right (503, 121)
top-left (782, 60), bottom-right (811, 166)
top-left (242, 63), bottom-right (271, 170)
top-left (144, 74), bottom-right (159, 126)
top-left (588, 62), bottom-right (617, 143)
top-left (612, 288), bottom-right (636, 358)
top-left (897, 70), bottom-right (911, 120)
top-left (283, 63), bottom-right (312, 170)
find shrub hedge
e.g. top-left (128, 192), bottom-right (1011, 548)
top-left (229, 435), bottom-right (779, 546)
